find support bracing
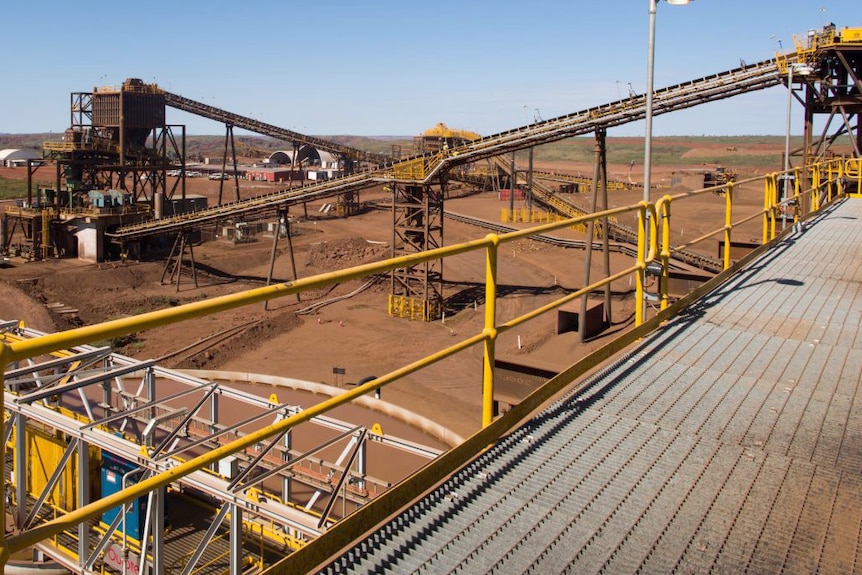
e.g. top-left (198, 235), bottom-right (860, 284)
top-left (218, 123), bottom-right (241, 205)
top-left (389, 179), bottom-right (445, 321)
top-left (264, 207), bottom-right (300, 311)
top-left (160, 231), bottom-right (199, 291)
top-left (580, 128), bottom-right (612, 343)
top-left (792, 32), bottom-right (862, 198)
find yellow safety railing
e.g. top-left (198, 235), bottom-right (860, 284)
top-left (846, 158), bottom-right (862, 197)
top-left (655, 158), bottom-right (846, 310)
top-left (0, 199), bottom-right (655, 566)
top-left (392, 153), bottom-right (444, 180)
top-left (0, 157), bottom-right (855, 569)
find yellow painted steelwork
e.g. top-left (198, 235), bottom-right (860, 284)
top-left (0, 201), bottom-right (647, 564)
top-left (391, 154), bottom-right (443, 180)
top-left (422, 123), bottom-right (481, 142)
top-left (271, 221), bottom-right (790, 573)
top-left (0, 159), bottom-right (851, 570)
top-left (25, 428), bottom-right (75, 511)
top-left (847, 158), bottom-right (862, 197)
top-left (840, 27), bottom-right (862, 42)
top-left (501, 207), bottom-right (590, 232)
top-left (657, 158), bottom-right (845, 309)
top-left (387, 294), bottom-right (440, 321)
top-left (6, 420), bottom-right (100, 516)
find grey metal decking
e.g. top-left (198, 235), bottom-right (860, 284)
top-left (319, 198), bottom-right (862, 574)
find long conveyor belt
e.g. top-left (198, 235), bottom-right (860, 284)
top-left (162, 91), bottom-right (389, 164)
top-left (112, 57), bottom-right (785, 258)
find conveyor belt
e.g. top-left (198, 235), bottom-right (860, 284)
top-left (163, 91), bottom-right (389, 164)
top-left (112, 57), bottom-right (785, 242)
top-left (316, 199), bottom-right (862, 573)
top-left (488, 155), bottom-right (723, 273)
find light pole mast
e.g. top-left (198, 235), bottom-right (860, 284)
top-left (642, 0), bottom-right (692, 317)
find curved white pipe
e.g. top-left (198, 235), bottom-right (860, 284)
top-left (179, 369), bottom-right (465, 447)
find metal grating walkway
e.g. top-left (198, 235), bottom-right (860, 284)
top-left (319, 198), bottom-right (862, 574)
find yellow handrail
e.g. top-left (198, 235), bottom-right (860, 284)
top-left (0, 200), bottom-right (649, 563)
top-left (656, 158), bottom-right (845, 309)
top-left (0, 157), bottom-right (850, 569)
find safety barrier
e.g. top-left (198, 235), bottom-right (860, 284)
top-left (501, 207), bottom-right (590, 233)
top-left (391, 154), bottom-right (443, 181)
top-left (654, 158), bottom-right (847, 310)
top-left (0, 158), bottom-right (852, 570)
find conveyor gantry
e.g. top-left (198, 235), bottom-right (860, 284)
top-left (428, 58), bottom-right (785, 176)
top-left (162, 90), bottom-right (391, 165)
top-left (112, 57), bottom-right (785, 244)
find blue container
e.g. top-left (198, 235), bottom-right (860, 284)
top-left (101, 452), bottom-right (146, 540)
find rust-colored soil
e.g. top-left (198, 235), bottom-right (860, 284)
top-left (0, 155), bottom-right (772, 438)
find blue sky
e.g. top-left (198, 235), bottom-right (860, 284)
top-left (1, 1), bottom-right (856, 137)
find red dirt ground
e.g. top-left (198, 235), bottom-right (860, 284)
top-left (0, 153), bottom-right (773, 438)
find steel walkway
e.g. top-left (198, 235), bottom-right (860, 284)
top-left (318, 198), bottom-right (862, 574)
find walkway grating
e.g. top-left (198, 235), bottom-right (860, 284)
top-left (319, 198), bottom-right (862, 574)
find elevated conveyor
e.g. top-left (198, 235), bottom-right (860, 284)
top-left (425, 57), bottom-right (786, 177)
top-left (112, 57), bottom-right (785, 244)
top-left (109, 170), bottom-right (387, 241)
top-left (162, 90), bottom-right (390, 164)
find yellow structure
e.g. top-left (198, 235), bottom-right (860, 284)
top-left (0, 151), bottom-right (852, 573)
top-left (422, 123), bottom-right (481, 142)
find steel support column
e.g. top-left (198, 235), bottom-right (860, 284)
top-left (77, 438), bottom-right (90, 566)
top-left (14, 412), bottom-right (26, 529)
top-left (389, 180), bottom-right (444, 321)
top-left (581, 128), bottom-right (612, 343)
top-left (230, 504), bottom-right (243, 575)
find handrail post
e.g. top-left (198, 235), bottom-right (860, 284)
top-left (763, 174), bottom-right (772, 244)
top-left (842, 158), bottom-right (847, 197)
top-left (658, 197), bottom-right (672, 311)
top-left (0, 343), bottom-right (8, 572)
top-left (812, 163), bottom-right (821, 212)
top-left (723, 182), bottom-right (734, 270)
top-left (770, 174), bottom-right (778, 241)
top-left (482, 235), bottom-right (500, 428)
top-left (636, 203), bottom-right (647, 326)
top-left (793, 166), bottom-right (801, 225)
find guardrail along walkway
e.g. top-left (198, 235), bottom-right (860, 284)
top-left (320, 198), bottom-right (862, 574)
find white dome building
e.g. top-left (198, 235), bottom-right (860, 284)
top-left (0, 148), bottom-right (42, 167)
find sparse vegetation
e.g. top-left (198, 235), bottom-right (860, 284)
top-left (0, 176), bottom-right (30, 200)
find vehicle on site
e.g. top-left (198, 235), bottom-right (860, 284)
top-left (704, 166), bottom-right (737, 193)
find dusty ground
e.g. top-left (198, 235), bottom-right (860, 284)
top-left (0, 151), bottom-right (773, 439)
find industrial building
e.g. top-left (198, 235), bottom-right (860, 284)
top-left (0, 148), bottom-right (41, 167)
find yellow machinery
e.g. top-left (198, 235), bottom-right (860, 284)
top-left (415, 123), bottom-right (481, 154)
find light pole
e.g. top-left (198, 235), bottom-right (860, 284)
top-left (782, 62), bottom-right (813, 224)
top-left (644, 0), bottom-right (693, 207)
top-left (643, 0), bottom-right (692, 314)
